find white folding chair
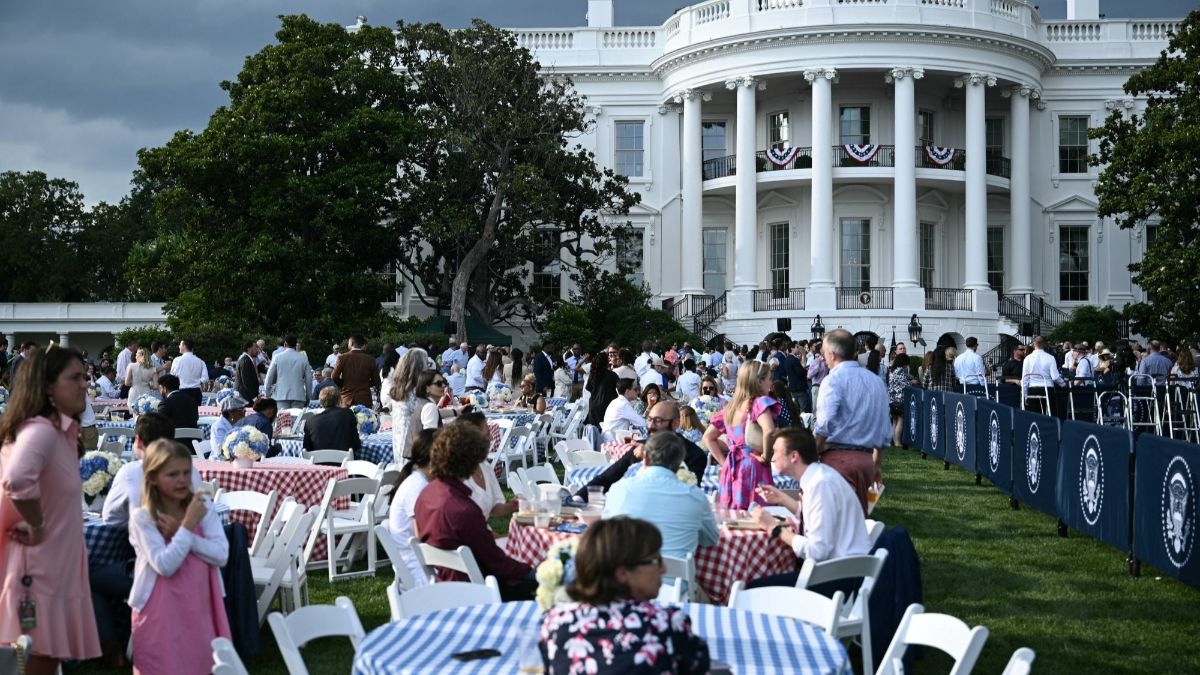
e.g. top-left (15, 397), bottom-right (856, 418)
top-left (175, 427), bottom-right (205, 441)
top-left (1021, 381), bottom-right (1052, 415)
top-left (864, 519), bottom-right (885, 547)
top-left (1128, 374), bottom-right (1164, 435)
top-left (373, 524), bottom-right (422, 621)
top-left (728, 581), bottom-right (844, 637)
top-left (255, 508), bottom-right (317, 623)
top-left (523, 464), bottom-right (564, 490)
top-left (663, 553), bottom-right (699, 602)
top-left (411, 536), bottom-right (486, 585)
top-left (268, 596), bottom-right (365, 675)
top-left (216, 489), bottom-right (279, 557)
top-left (1001, 647), bottom-right (1036, 675)
top-left (554, 438), bottom-right (593, 470)
top-left (211, 637), bottom-right (250, 675)
top-left (191, 439), bottom-right (211, 459)
top-left (875, 603), bottom-right (989, 675)
top-left (308, 477), bottom-right (377, 581)
top-left (342, 460), bottom-right (383, 479)
top-left (563, 449), bottom-right (609, 471)
top-left (491, 426), bottom-right (532, 478)
top-left (508, 472), bottom-right (533, 500)
top-left (251, 496), bottom-right (297, 560)
top-left (303, 449), bottom-right (352, 466)
top-left (251, 500), bottom-right (311, 612)
top-left (796, 550), bottom-right (890, 675)
top-left (372, 469), bottom-right (401, 527)
top-left (396, 577), bottom-right (501, 620)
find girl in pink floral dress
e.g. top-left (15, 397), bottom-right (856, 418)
top-left (703, 360), bottom-right (779, 509)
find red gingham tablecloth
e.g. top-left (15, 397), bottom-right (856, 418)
top-left (599, 440), bottom-right (638, 462)
top-left (505, 517), bottom-right (796, 604)
top-left (196, 459), bottom-right (348, 561)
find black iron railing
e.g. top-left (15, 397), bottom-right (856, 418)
top-left (759, 148), bottom-right (814, 172)
top-left (703, 146), bottom-right (1008, 178)
top-left (924, 288), bottom-right (974, 311)
top-left (999, 293), bottom-right (1041, 335)
top-left (916, 146), bottom-right (966, 170)
top-left (752, 288), bottom-right (805, 311)
top-left (986, 153), bottom-right (1012, 179)
top-left (833, 145), bottom-right (895, 168)
top-left (836, 287), bottom-right (894, 310)
top-left (702, 155), bottom-right (736, 180)
top-left (983, 334), bottom-right (1022, 375)
top-left (692, 292), bottom-right (727, 346)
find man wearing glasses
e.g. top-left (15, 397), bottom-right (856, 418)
top-left (576, 400), bottom-right (708, 501)
top-left (1002, 343), bottom-right (1026, 384)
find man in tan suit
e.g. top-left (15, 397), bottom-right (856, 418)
top-left (331, 334), bottom-right (380, 408)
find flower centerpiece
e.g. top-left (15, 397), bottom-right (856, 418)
top-left (351, 404), bottom-right (380, 435)
top-left (86, 382), bottom-right (102, 399)
top-left (80, 450), bottom-right (125, 507)
top-left (461, 390), bottom-right (489, 410)
top-left (131, 392), bottom-right (163, 416)
top-left (215, 388), bottom-right (237, 405)
top-left (220, 425), bottom-right (270, 468)
top-left (535, 538), bottom-right (579, 611)
top-left (676, 466), bottom-right (699, 487)
top-left (688, 395), bottom-right (724, 428)
top-left (487, 382), bottom-right (513, 405)
top-left (214, 375), bottom-right (232, 390)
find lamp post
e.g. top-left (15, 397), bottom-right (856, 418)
top-left (907, 314), bottom-right (923, 352)
top-left (810, 315), bottom-right (825, 342)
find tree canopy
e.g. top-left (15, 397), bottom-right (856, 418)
top-left (1092, 11), bottom-right (1200, 341)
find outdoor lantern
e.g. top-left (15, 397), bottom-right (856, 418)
top-left (907, 314), bottom-right (923, 344)
top-left (810, 315), bottom-right (825, 341)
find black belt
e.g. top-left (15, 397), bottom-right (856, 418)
top-left (824, 445), bottom-right (873, 454)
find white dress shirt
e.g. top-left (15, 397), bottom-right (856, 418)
top-left (447, 371), bottom-right (467, 397)
top-left (676, 371), bottom-right (702, 401)
top-left (387, 469), bottom-right (431, 588)
top-left (1021, 348), bottom-right (1066, 392)
top-left (97, 375), bottom-right (120, 399)
top-left (171, 351), bottom-right (209, 390)
top-left (127, 502), bottom-right (227, 610)
top-left (953, 349), bottom-right (987, 386)
top-left (789, 462), bottom-right (871, 562)
top-left (639, 369), bottom-right (663, 391)
top-left (115, 348), bottom-right (134, 385)
top-left (813, 361), bottom-right (891, 449)
top-left (601, 396), bottom-right (646, 434)
top-left (465, 355), bottom-right (486, 389)
top-left (1073, 353), bottom-right (1096, 383)
top-left (103, 460), bottom-right (202, 526)
top-left (633, 351), bottom-right (658, 378)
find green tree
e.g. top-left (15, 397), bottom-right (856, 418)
top-left (127, 15), bottom-right (415, 345)
top-left (1092, 12), bottom-right (1200, 341)
top-left (77, 183), bottom-right (161, 301)
top-left (389, 21), bottom-right (640, 344)
top-left (1047, 305), bottom-right (1124, 346)
top-left (0, 171), bottom-right (87, 301)
top-left (543, 272), bottom-right (699, 353)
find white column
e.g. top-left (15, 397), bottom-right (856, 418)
top-left (657, 102), bottom-right (683, 297)
top-left (1005, 84), bottom-right (1036, 294)
top-left (889, 67), bottom-right (924, 310)
top-left (675, 89), bottom-right (709, 296)
top-left (805, 68), bottom-right (837, 309)
top-left (728, 76), bottom-right (763, 292)
top-left (956, 72), bottom-right (996, 293)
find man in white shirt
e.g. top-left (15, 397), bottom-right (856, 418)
top-left (1071, 343), bottom-right (1096, 385)
top-left (96, 366), bottom-right (121, 399)
top-left (115, 339), bottom-right (137, 393)
top-left (465, 345), bottom-right (487, 390)
top-left (325, 343), bottom-right (342, 370)
top-left (639, 357), bottom-right (666, 391)
top-left (103, 413), bottom-right (201, 526)
top-left (952, 336), bottom-right (987, 387)
top-left (440, 338), bottom-right (458, 371)
top-left (610, 347), bottom-right (638, 381)
top-left (749, 426), bottom-right (871, 593)
top-left (170, 338), bottom-right (209, 404)
top-left (601, 378), bottom-right (646, 437)
top-left (676, 358), bottom-right (702, 401)
top-left (633, 341), bottom-right (659, 378)
top-left (446, 362), bottom-right (467, 397)
top-left (1021, 336), bottom-right (1066, 396)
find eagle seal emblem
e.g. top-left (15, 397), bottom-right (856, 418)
top-left (1026, 424), bottom-right (1042, 494)
top-left (954, 402), bottom-right (967, 462)
top-left (988, 410), bottom-right (1001, 473)
top-left (1080, 435), bottom-right (1103, 526)
top-left (928, 399), bottom-right (939, 452)
top-left (1163, 456), bottom-right (1194, 569)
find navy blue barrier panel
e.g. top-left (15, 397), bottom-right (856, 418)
top-left (944, 392), bottom-right (977, 473)
top-left (1056, 421), bottom-right (1133, 551)
top-left (1134, 435), bottom-right (1200, 589)
top-left (976, 399), bottom-right (1014, 494)
top-left (1012, 410), bottom-right (1061, 518)
top-left (903, 387), bottom-right (924, 449)
top-left (924, 389), bottom-right (946, 459)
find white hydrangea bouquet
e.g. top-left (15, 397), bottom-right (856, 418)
top-left (87, 382), bottom-right (102, 399)
top-left (220, 425), bottom-right (270, 467)
top-left (80, 450), bottom-right (125, 499)
top-left (689, 395), bottom-right (724, 428)
top-left (461, 390), bottom-right (489, 410)
top-left (215, 375), bottom-right (232, 390)
top-left (487, 382), bottom-right (513, 405)
top-left (131, 392), bottom-right (163, 416)
top-left (216, 388), bottom-right (237, 405)
top-left (535, 537), bottom-right (579, 611)
top-left (676, 466), bottom-right (699, 487)
top-left (351, 404), bottom-right (380, 435)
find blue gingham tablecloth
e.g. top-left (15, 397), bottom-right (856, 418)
top-left (84, 502), bottom-right (231, 567)
top-left (278, 432), bottom-right (394, 464)
top-left (351, 601), bottom-right (848, 675)
top-left (96, 420), bottom-right (214, 455)
top-left (483, 411), bottom-right (538, 427)
top-left (564, 464), bottom-right (800, 495)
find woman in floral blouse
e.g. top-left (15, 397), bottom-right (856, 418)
top-left (540, 517), bottom-right (710, 674)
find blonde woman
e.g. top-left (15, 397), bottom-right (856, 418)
top-left (702, 360), bottom-right (779, 508)
top-left (125, 347), bottom-right (158, 406)
top-left (389, 348), bottom-right (430, 467)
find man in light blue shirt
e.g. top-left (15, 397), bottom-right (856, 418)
top-left (602, 430), bottom-right (718, 559)
top-left (1136, 340), bottom-right (1173, 384)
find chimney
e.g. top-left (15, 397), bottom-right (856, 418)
top-left (587, 0), bottom-right (615, 28)
top-left (1066, 0), bottom-right (1100, 20)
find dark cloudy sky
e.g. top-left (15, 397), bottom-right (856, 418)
top-left (0, 0), bottom-right (1192, 205)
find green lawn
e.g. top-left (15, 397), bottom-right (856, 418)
top-left (77, 448), bottom-right (1200, 673)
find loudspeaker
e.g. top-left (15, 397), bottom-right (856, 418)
top-left (661, 298), bottom-right (674, 311)
top-left (776, 318), bottom-right (792, 332)
top-left (1018, 322), bottom-right (1033, 337)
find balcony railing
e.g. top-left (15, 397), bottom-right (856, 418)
top-left (836, 287), bottom-right (894, 310)
top-left (702, 155), bottom-right (735, 180)
top-left (702, 146), bottom-right (1009, 179)
top-left (753, 288), bottom-right (806, 311)
top-left (833, 145), bottom-right (895, 167)
top-left (986, 153), bottom-right (1011, 179)
top-left (924, 287), bottom-right (974, 311)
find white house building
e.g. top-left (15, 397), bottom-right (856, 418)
top-left (505, 0), bottom-right (1182, 356)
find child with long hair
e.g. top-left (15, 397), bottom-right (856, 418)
top-left (128, 440), bottom-right (229, 674)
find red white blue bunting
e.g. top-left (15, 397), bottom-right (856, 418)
top-left (842, 144), bottom-right (880, 163)
top-left (924, 145), bottom-right (957, 166)
top-left (765, 147), bottom-right (802, 167)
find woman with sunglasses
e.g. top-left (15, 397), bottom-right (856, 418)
top-left (540, 517), bottom-right (710, 674)
top-left (516, 373), bottom-right (547, 414)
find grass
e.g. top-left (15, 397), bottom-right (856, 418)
top-left (75, 449), bottom-right (1200, 674)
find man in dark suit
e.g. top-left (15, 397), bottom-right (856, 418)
top-left (157, 374), bottom-right (199, 430)
top-left (785, 340), bottom-right (810, 413)
top-left (331, 334), bottom-right (380, 407)
top-left (577, 400), bottom-right (707, 501)
top-left (235, 340), bottom-right (260, 403)
top-left (303, 386), bottom-right (362, 455)
top-left (533, 343), bottom-right (555, 395)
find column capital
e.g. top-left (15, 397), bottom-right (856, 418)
top-left (672, 88), bottom-right (712, 104)
top-left (724, 75), bottom-right (766, 91)
top-left (884, 67), bottom-right (925, 83)
top-left (1001, 84), bottom-right (1041, 99)
top-left (1105, 97), bottom-right (1136, 111)
top-left (583, 105), bottom-right (603, 117)
top-left (802, 68), bottom-right (838, 84)
top-left (656, 103), bottom-right (681, 115)
top-left (954, 73), bottom-right (997, 88)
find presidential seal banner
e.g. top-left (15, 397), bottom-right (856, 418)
top-left (976, 398), bottom-right (1014, 494)
top-left (1133, 435), bottom-right (1200, 589)
top-left (1012, 410), bottom-right (1061, 518)
top-left (1056, 421), bottom-right (1133, 552)
top-left (924, 389), bottom-right (946, 460)
top-left (943, 392), bottom-right (977, 474)
top-left (903, 386), bottom-right (924, 450)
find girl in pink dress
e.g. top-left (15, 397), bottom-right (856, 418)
top-left (703, 360), bottom-right (779, 509)
top-left (128, 440), bottom-right (230, 675)
top-left (0, 345), bottom-right (100, 675)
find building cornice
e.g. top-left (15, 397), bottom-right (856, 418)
top-left (1047, 61), bottom-right (1155, 76)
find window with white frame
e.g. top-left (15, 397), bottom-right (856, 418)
top-left (1058, 116), bottom-right (1089, 174)
top-left (769, 222), bottom-right (789, 296)
top-left (919, 221), bottom-right (935, 288)
top-left (702, 121), bottom-right (727, 162)
top-left (918, 110), bottom-right (936, 147)
top-left (532, 228), bottom-right (562, 302)
top-left (614, 120), bottom-right (645, 177)
top-left (1059, 226), bottom-right (1089, 301)
top-left (839, 107), bottom-right (870, 145)
top-left (768, 112), bottom-right (791, 151)
top-left (840, 218), bottom-right (871, 290)
top-left (616, 228), bottom-right (644, 288)
top-left (987, 227), bottom-right (1004, 292)
top-left (702, 228), bottom-right (727, 297)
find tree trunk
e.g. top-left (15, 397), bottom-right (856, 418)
top-left (450, 189), bottom-right (504, 345)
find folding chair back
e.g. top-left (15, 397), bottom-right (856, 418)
top-left (373, 524), bottom-right (421, 620)
top-left (564, 449), bottom-right (608, 470)
top-left (411, 536), bottom-right (486, 585)
top-left (268, 596), bottom-right (365, 675)
top-left (342, 460), bottom-right (382, 479)
top-left (303, 449), bottom-right (352, 466)
top-left (663, 553), bottom-right (697, 601)
top-left (257, 509), bottom-right (316, 623)
top-left (796, 550), bottom-right (889, 675)
top-left (727, 581), bottom-right (843, 637)
top-left (175, 427), bottom-right (205, 441)
top-left (554, 438), bottom-right (593, 469)
top-left (216, 489), bottom-right (279, 556)
top-left (1000, 647), bottom-right (1036, 675)
top-left (396, 577), bottom-right (501, 620)
top-left (192, 439), bottom-right (211, 459)
top-left (211, 637), bottom-right (250, 675)
top-left (876, 603), bottom-right (989, 675)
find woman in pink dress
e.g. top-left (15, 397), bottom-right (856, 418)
top-left (703, 360), bottom-right (779, 509)
top-left (0, 345), bottom-right (101, 675)
top-left (128, 439), bottom-right (230, 675)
